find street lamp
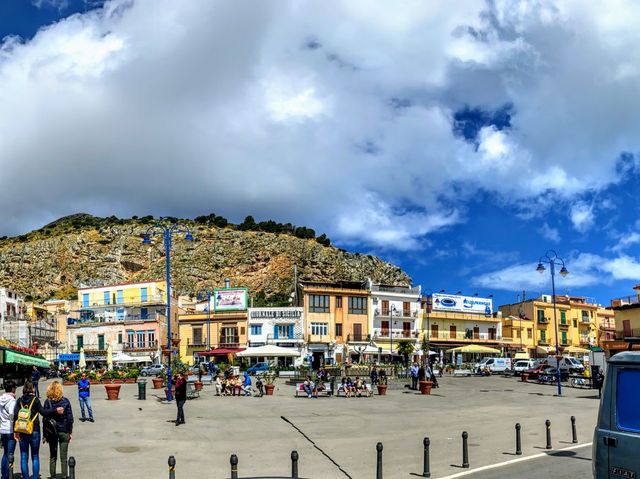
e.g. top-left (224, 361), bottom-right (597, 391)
top-left (536, 250), bottom-right (569, 397)
top-left (142, 222), bottom-right (193, 401)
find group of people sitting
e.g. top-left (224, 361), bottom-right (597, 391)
top-left (214, 372), bottom-right (264, 397)
top-left (340, 376), bottom-right (369, 397)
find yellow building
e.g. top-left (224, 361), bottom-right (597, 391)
top-left (501, 294), bottom-right (608, 357)
top-left (605, 285), bottom-right (640, 355)
top-left (297, 281), bottom-right (369, 368)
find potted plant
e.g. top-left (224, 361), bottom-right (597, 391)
top-left (152, 370), bottom-right (165, 389)
top-left (263, 371), bottom-right (276, 395)
top-left (125, 368), bottom-right (140, 383)
top-left (62, 372), bottom-right (77, 386)
top-left (418, 366), bottom-right (433, 395)
top-left (376, 373), bottom-right (388, 396)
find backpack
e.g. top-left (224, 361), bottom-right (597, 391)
top-left (42, 400), bottom-right (58, 440)
top-left (14, 397), bottom-right (37, 435)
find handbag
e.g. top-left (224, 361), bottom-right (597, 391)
top-left (42, 400), bottom-right (58, 440)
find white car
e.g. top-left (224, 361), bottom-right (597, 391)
top-left (513, 359), bottom-right (537, 375)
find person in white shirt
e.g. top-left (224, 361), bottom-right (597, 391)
top-left (0, 380), bottom-right (17, 479)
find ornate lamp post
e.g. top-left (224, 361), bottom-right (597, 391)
top-left (536, 250), bottom-right (569, 397)
top-left (142, 222), bottom-right (193, 401)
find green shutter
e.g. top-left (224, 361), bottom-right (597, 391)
top-left (561, 332), bottom-right (567, 344)
top-left (560, 311), bottom-right (566, 324)
top-left (541, 330), bottom-right (546, 342)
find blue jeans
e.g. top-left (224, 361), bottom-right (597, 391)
top-left (1, 433), bottom-right (16, 479)
top-left (79, 395), bottom-right (93, 419)
top-left (18, 430), bottom-right (39, 479)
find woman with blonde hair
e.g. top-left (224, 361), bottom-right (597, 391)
top-left (44, 381), bottom-right (73, 479)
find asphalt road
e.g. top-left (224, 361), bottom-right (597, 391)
top-left (446, 443), bottom-right (592, 479)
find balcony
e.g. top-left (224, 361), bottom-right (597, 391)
top-left (374, 309), bottom-right (419, 319)
top-left (559, 321), bottom-right (570, 329)
top-left (538, 339), bottom-right (549, 346)
top-left (371, 284), bottom-right (421, 295)
top-left (599, 323), bottom-right (616, 331)
top-left (537, 317), bottom-right (550, 324)
top-left (307, 334), bottom-right (331, 343)
top-left (346, 334), bottom-right (371, 343)
top-left (615, 328), bottom-right (640, 340)
top-left (425, 331), bottom-right (501, 342)
top-left (579, 336), bottom-right (591, 345)
top-left (372, 329), bottom-right (419, 340)
top-left (611, 295), bottom-right (640, 308)
top-left (186, 338), bottom-right (207, 347)
top-left (123, 340), bottom-right (158, 351)
top-left (219, 337), bottom-right (240, 348)
top-left (266, 333), bottom-right (304, 344)
top-left (580, 318), bottom-right (591, 324)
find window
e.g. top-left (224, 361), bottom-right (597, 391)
top-left (403, 302), bottom-right (410, 316)
top-left (527, 328), bottom-right (532, 339)
top-left (82, 294), bottom-right (89, 308)
top-left (276, 324), bottom-right (289, 338)
top-left (310, 323), bottom-right (328, 335)
top-left (140, 287), bottom-right (148, 302)
top-left (193, 327), bottom-right (202, 345)
top-left (617, 369), bottom-right (640, 433)
top-left (240, 327), bottom-right (245, 335)
top-left (516, 329), bottom-right (521, 338)
top-left (309, 295), bottom-right (330, 313)
top-left (136, 331), bottom-right (145, 348)
top-left (381, 320), bottom-right (389, 336)
top-left (348, 296), bottom-right (367, 314)
top-left (336, 296), bottom-right (342, 308)
top-left (573, 320), bottom-right (577, 327)
top-left (582, 310), bottom-right (589, 321)
top-left (140, 307), bottom-right (148, 320)
top-left (98, 334), bottom-right (105, 350)
top-left (560, 311), bottom-right (566, 324)
top-left (127, 330), bottom-right (134, 347)
top-left (540, 330), bottom-right (546, 342)
top-left (116, 290), bottom-right (124, 305)
top-left (335, 323), bottom-right (343, 337)
top-left (103, 291), bottom-right (110, 305)
top-left (76, 335), bottom-right (83, 350)
top-left (147, 330), bottom-right (155, 345)
top-left (537, 310), bottom-right (545, 322)
top-left (381, 300), bottom-right (389, 315)
top-left (118, 333), bottom-right (123, 344)
top-left (250, 324), bottom-right (262, 336)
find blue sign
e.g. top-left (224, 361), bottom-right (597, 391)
top-left (58, 354), bottom-right (79, 361)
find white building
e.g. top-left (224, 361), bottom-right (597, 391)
top-left (369, 282), bottom-right (422, 353)
top-left (0, 288), bottom-right (24, 322)
top-left (246, 307), bottom-right (305, 365)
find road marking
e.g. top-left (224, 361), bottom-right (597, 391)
top-left (437, 442), bottom-right (592, 479)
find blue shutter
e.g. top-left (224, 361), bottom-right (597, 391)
top-left (116, 290), bottom-right (124, 304)
top-left (82, 294), bottom-right (89, 308)
top-left (140, 307), bottom-right (148, 320)
top-left (103, 291), bottom-right (110, 305)
top-left (273, 325), bottom-right (279, 339)
top-left (288, 324), bottom-right (294, 339)
top-left (141, 287), bottom-right (148, 302)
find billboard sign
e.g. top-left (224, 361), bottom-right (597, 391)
top-left (432, 293), bottom-right (493, 315)
top-left (213, 288), bottom-right (248, 312)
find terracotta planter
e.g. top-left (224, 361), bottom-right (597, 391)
top-left (152, 378), bottom-right (163, 389)
top-left (104, 384), bottom-right (121, 400)
top-left (125, 378), bottom-right (136, 384)
top-left (521, 373), bottom-right (529, 382)
top-left (376, 384), bottom-right (388, 396)
top-left (89, 380), bottom-right (100, 385)
top-left (63, 381), bottom-right (75, 386)
top-left (164, 387), bottom-right (176, 400)
top-left (194, 381), bottom-right (203, 392)
top-left (264, 384), bottom-right (275, 396)
top-left (419, 380), bottom-right (433, 395)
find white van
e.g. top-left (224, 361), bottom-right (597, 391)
top-left (544, 356), bottom-right (585, 374)
top-left (477, 357), bottom-right (512, 373)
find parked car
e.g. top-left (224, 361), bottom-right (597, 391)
top-left (523, 364), bottom-right (554, 380)
top-left (514, 360), bottom-right (537, 376)
top-left (593, 349), bottom-right (640, 479)
top-left (476, 358), bottom-right (512, 374)
top-left (140, 364), bottom-right (165, 376)
top-left (544, 356), bottom-right (585, 374)
top-left (246, 362), bottom-right (270, 376)
top-left (539, 367), bottom-right (570, 382)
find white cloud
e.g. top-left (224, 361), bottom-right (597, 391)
top-left (612, 232), bottom-right (640, 252)
top-left (1, 1), bottom-right (640, 249)
top-left (539, 223), bottom-right (560, 242)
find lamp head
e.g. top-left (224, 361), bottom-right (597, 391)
top-left (536, 263), bottom-right (545, 274)
top-left (142, 234), bottom-right (151, 245)
top-left (559, 266), bottom-right (569, 277)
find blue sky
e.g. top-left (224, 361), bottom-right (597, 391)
top-left (1, 1), bottom-right (640, 308)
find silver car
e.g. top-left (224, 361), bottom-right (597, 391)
top-left (140, 364), bottom-right (165, 376)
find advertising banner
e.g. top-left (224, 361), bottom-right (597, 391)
top-left (432, 293), bottom-right (493, 315)
top-left (213, 288), bottom-right (248, 311)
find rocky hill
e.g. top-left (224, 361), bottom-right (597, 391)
top-left (0, 214), bottom-right (411, 303)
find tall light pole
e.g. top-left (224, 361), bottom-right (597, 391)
top-left (142, 222), bottom-right (193, 401)
top-left (536, 250), bottom-right (569, 397)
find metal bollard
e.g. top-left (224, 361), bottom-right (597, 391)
top-left (462, 431), bottom-right (469, 468)
top-left (291, 450), bottom-right (299, 478)
top-left (68, 456), bottom-right (76, 479)
top-left (515, 423), bottom-right (522, 455)
top-left (138, 379), bottom-right (147, 400)
top-left (422, 437), bottom-right (431, 477)
top-left (230, 454), bottom-right (239, 479)
top-left (545, 419), bottom-right (552, 449)
top-left (376, 442), bottom-right (383, 479)
top-left (168, 455), bottom-right (176, 479)
top-left (571, 416), bottom-right (578, 444)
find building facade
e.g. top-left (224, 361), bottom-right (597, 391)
top-left (605, 285), bottom-right (640, 355)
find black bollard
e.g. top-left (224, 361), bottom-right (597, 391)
top-left (571, 416), bottom-right (578, 444)
top-left (515, 423), bottom-right (522, 455)
top-left (462, 431), bottom-right (469, 468)
top-left (138, 379), bottom-right (147, 400)
top-left (68, 456), bottom-right (76, 479)
top-left (291, 450), bottom-right (299, 478)
top-left (376, 442), bottom-right (383, 479)
top-left (230, 454), bottom-right (239, 479)
top-left (422, 437), bottom-right (431, 478)
top-left (545, 419), bottom-right (552, 449)
top-left (168, 455), bottom-right (176, 479)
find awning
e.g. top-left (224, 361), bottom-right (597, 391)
top-left (563, 345), bottom-right (589, 354)
top-left (4, 350), bottom-right (50, 369)
top-left (445, 344), bottom-right (501, 354)
top-left (348, 344), bottom-right (380, 355)
top-left (536, 345), bottom-right (556, 355)
top-left (197, 348), bottom-right (245, 357)
top-left (237, 345), bottom-right (300, 357)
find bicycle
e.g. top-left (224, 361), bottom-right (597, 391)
top-left (570, 377), bottom-right (589, 388)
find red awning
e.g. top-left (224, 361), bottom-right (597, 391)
top-left (196, 348), bottom-right (245, 357)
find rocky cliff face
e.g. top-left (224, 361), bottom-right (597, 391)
top-left (0, 216), bottom-right (411, 301)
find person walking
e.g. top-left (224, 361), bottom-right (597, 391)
top-left (30, 367), bottom-right (40, 399)
top-left (77, 372), bottom-right (94, 422)
top-left (0, 380), bottom-right (17, 479)
top-left (13, 381), bottom-right (62, 479)
top-left (370, 365), bottom-right (378, 386)
top-left (241, 372), bottom-right (252, 397)
top-left (44, 381), bottom-right (73, 479)
top-left (410, 362), bottom-right (419, 390)
top-left (174, 374), bottom-right (187, 426)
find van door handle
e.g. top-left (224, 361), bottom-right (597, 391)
top-left (604, 437), bottom-right (618, 447)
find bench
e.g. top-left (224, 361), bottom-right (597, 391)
top-left (336, 384), bottom-right (373, 397)
top-left (294, 383), bottom-right (332, 397)
top-left (186, 382), bottom-right (200, 400)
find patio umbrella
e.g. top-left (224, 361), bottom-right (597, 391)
top-left (445, 344), bottom-right (501, 354)
top-left (78, 348), bottom-right (86, 369)
top-left (106, 344), bottom-right (113, 370)
top-left (563, 345), bottom-right (589, 354)
top-left (236, 345), bottom-right (300, 357)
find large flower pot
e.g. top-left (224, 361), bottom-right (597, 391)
top-left (264, 384), bottom-right (275, 396)
top-left (152, 378), bottom-right (163, 389)
top-left (63, 381), bottom-right (75, 386)
top-left (419, 380), bottom-right (433, 395)
top-left (125, 378), bottom-right (136, 384)
top-left (104, 384), bottom-right (121, 400)
top-left (521, 373), bottom-right (529, 382)
top-left (376, 384), bottom-right (388, 396)
top-left (194, 381), bottom-right (203, 392)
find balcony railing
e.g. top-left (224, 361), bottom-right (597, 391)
top-left (611, 295), bottom-right (640, 308)
top-left (372, 330), bottom-right (419, 339)
top-left (374, 309), bottom-right (419, 319)
top-left (219, 337), bottom-right (240, 348)
top-left (615, 329), bottom-right (640, 340)
top-left (186, 338), bottom-right (207, 347)
top-left (580, 318), bottom-right (591, 324)
top-left (579, 336), bottom-right (591, 344)
top-left (559, 321), bottom-right (569, 328)
top-left (346, 334), bottom-right (371, 343)
top-left (371, 284), bottom-right (421, 295)
top-left (425, 331), bottom-right (501, 341)
top-left (266, 333), bottom-right (304, 343)
top-left (123, 340), bottom-right (158, 351)
top-left (538, 339), bottom-right (549, 346)
top-left (537, 317), bottom-right (550, 324)
top-left (599, 324), bottom-right (616, 331)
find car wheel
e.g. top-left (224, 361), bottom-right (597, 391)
top-left (141, 371), bottom-right (148, 376)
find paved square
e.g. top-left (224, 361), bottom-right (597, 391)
top-left (46, 375), bottom-right (599, 478)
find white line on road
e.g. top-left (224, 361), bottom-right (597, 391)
top-left (437, 442), bottom-right (592, 479)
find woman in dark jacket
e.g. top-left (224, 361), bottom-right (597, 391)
top-left (44, 381), bottom-right (73, 479)
top-left (13, 381), bottom-right (61, 479)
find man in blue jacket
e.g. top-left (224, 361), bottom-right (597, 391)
top-left (77, 373), bottom-right (94, 422)
top-left (31, 367), bottom-right (41, 398)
